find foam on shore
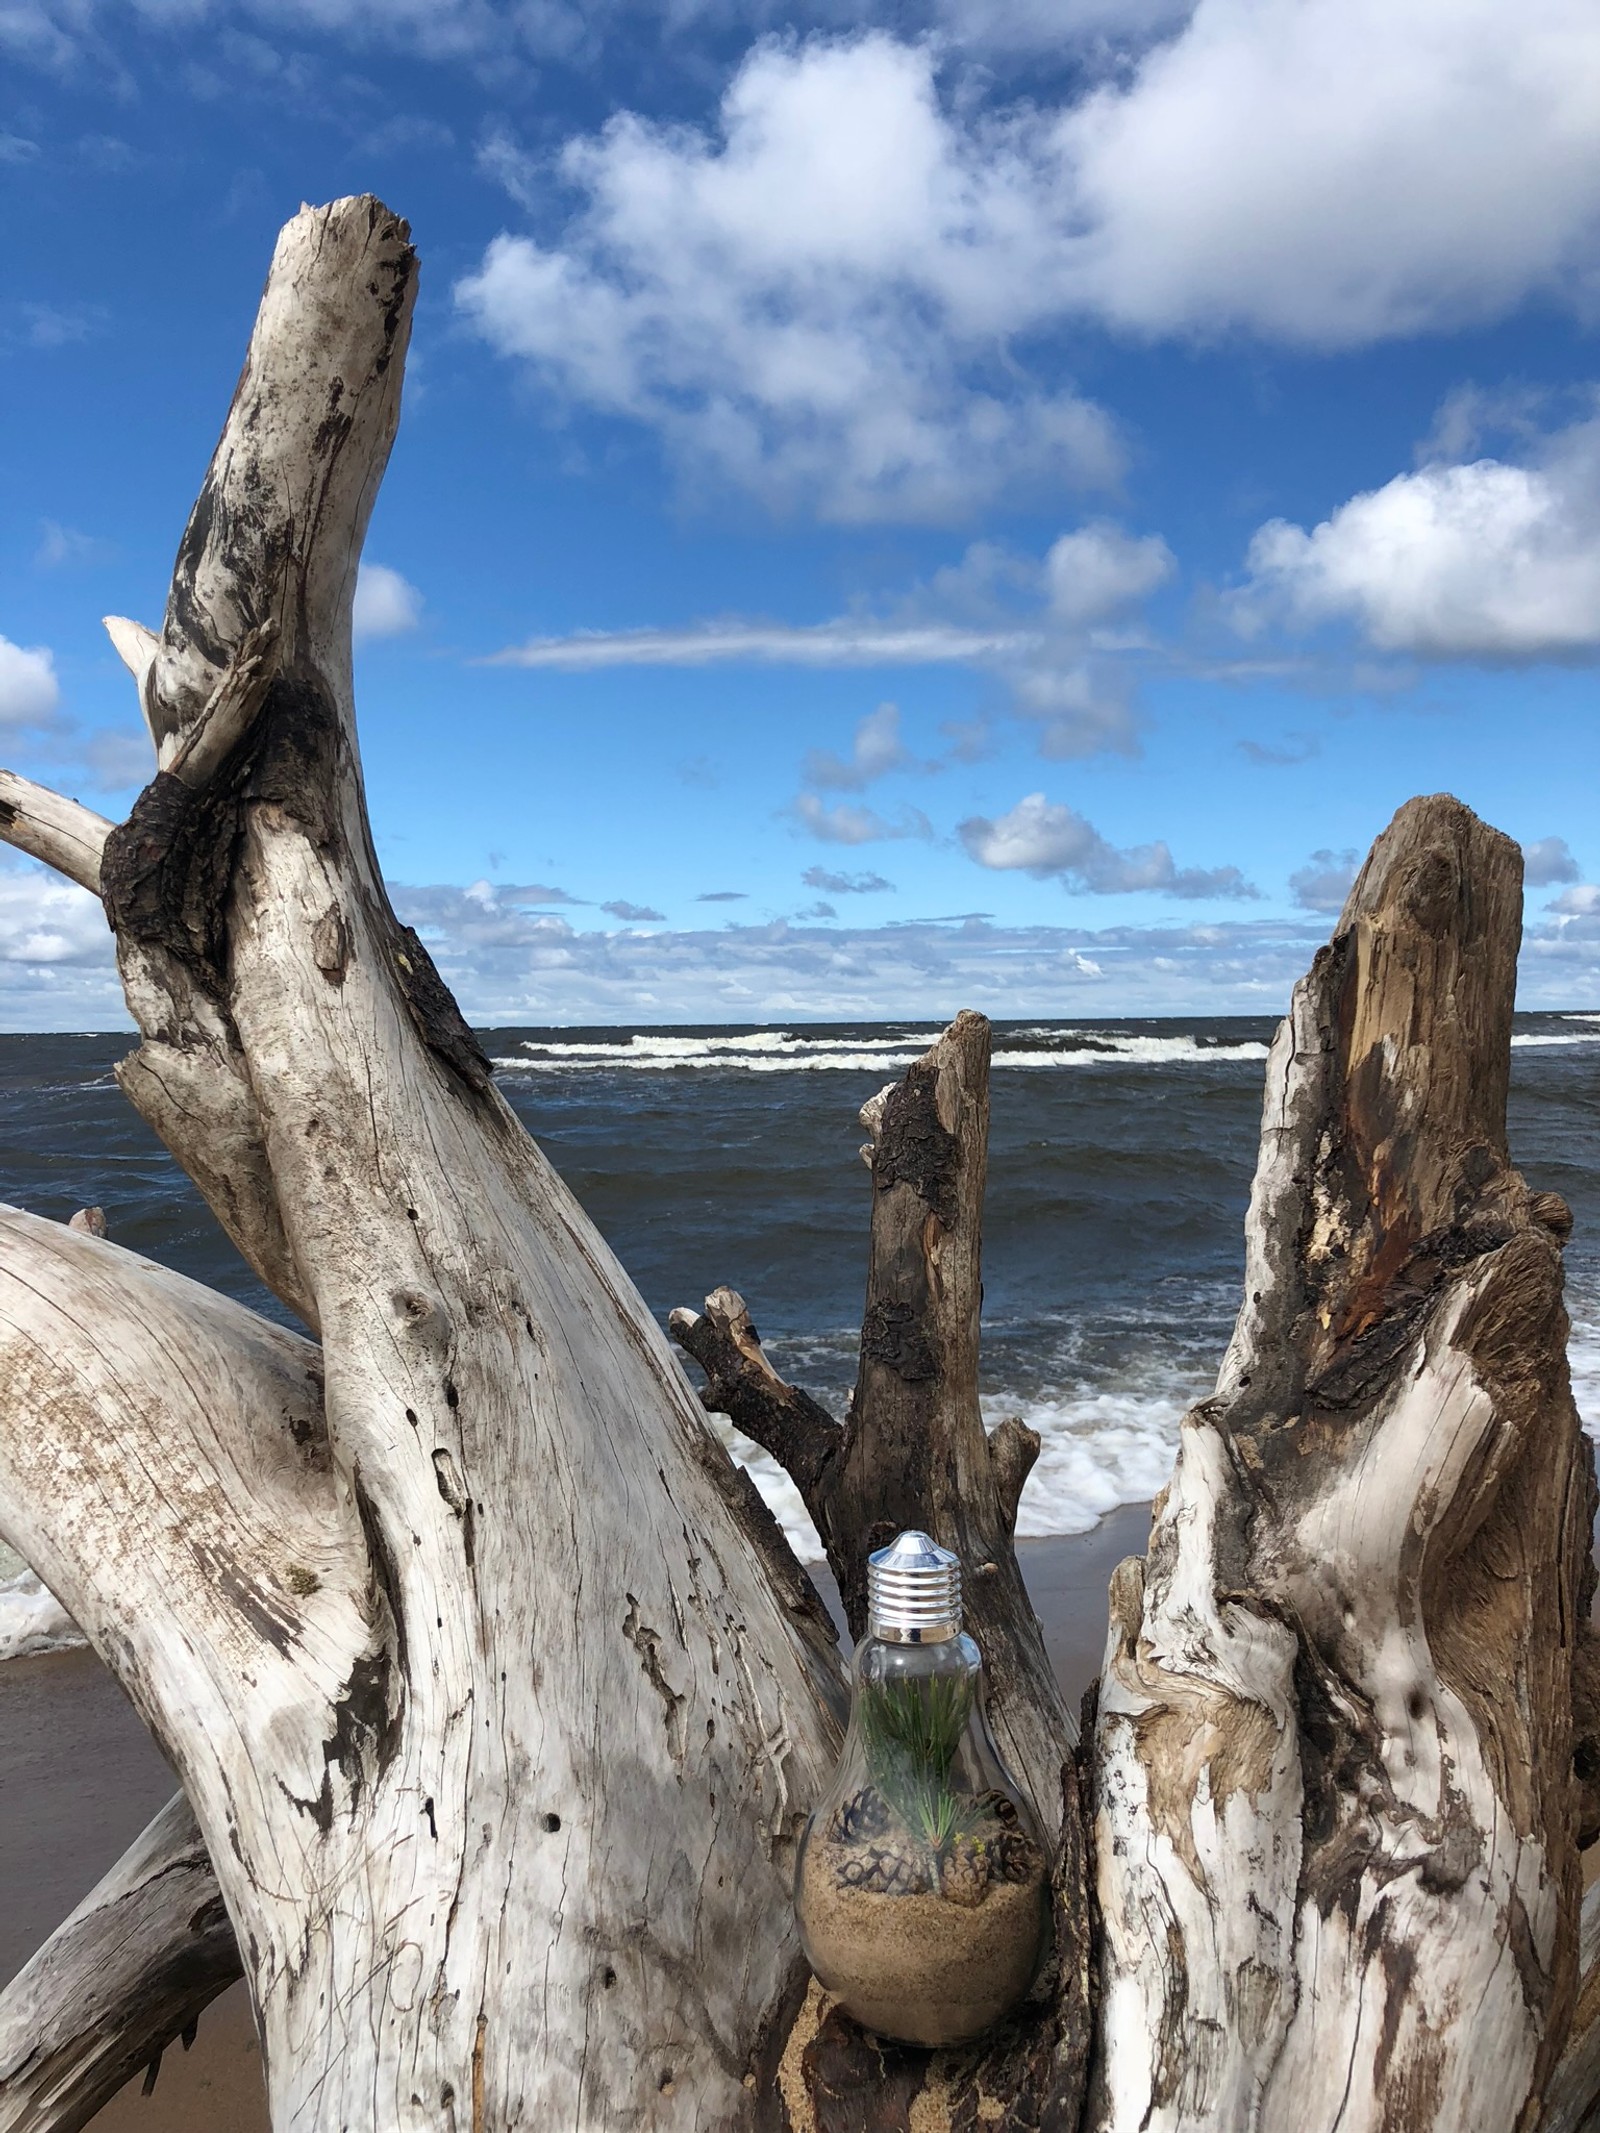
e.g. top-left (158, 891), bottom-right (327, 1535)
top-left (0, 1558), bottom-right (84, 1662)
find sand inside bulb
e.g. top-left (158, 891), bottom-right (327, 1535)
top-left (798, 1840), bottom-right (1046, 2047)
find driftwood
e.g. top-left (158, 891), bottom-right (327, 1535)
top-left (1092, 797), bottom-right (1600, 2133)
top-left (0, 194), bottom-right (1595, 2133)
top-left (0, 1795), bottom-right (238, 2133)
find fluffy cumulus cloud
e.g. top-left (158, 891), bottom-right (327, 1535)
top-left (458, 5), bottom-right (1600, 515)
top-left (458, 34), bottom-right (1120, 522)
top-left (1044, 523), bottom-right (1175, 627)
top-left (353, 563), bottom-right (423, 640)
top-left (960, 792), bottom-right (1256, 898)
top-left (1236, 408), bottom-right (1600, 659)
top-left (0, 634), bottom-right (61, 726)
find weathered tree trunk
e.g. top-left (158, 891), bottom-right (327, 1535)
top-left (1091, 797), bottom-right (1599, 2133)
top-left (1, 196), bottom-right (1596, 2133)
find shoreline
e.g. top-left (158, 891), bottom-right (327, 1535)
top-left (1, 1510), bottom-right (1153, 2129)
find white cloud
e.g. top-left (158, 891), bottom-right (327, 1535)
top-left (1289, 847), bottom-right (1358, 913)
top-left (0, 635), bottom-right (61, 727)
top-left (1053, 0), bottom-right (1600, 345)
top-left (491, 618), bottom-right (1036, 669)
top-left (802, 866), bottom-right (894, 894)
top-left (395, 880), bottom-right (1323, 1022)
top-left (490, 522), bottom-right (1164, 759)
top-left (1045, 523), bottom-right (1174, 626)
top-left (0, 860), bottom-right (121, 1029)
top-left (1524, 836), bottom-right (1580, 886)
top-left (456, 33), bottom-right (1121, 523)
top-left (1235, 410), bottom-right (1600, 659)
top-left (960, 792), bottom-right (1256, 898)
top-left (803, 703), bottom-right (911, 791)
top-left (793, 793), bottom-right (933, 846)
top-left (1550, 884), bottom-right (1600, 918)
top-left (353, 563), bottom-right (423, 640)
top-left (457, 8), bottom-right (1600, 517)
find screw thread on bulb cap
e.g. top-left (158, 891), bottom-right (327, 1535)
top-left (867, 1530), bottom-right (962, 1643)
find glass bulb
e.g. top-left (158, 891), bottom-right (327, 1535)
top-left (794, 1531), bottom-right (1050, 2047)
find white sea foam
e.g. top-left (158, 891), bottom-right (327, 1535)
top-left (495, 1048), bottom-right (927, 1074)
top-left (494, 1028), bottom-right (1273, 1074)
top-left (992, 1037), bottom-right (1269, 1067)
top-left (0, 1557), bottom-right (84, 1662)
top-left (1510, 1032), bottom-right (1600, 1049)
top-left (710, 1380), bottom-right (1193, 1563)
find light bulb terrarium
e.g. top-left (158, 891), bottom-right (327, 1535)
top-left (794, 1531), bottom-right (1050, 2048)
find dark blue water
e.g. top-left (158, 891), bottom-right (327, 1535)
top-left (0, 1014), bottom-right (1595, 1569)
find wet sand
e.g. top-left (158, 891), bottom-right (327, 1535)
top-left (0, 1506), bottom-right (1152, 2131)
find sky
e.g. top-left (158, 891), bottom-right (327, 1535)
top-left (2, 0), bottom-right (1599, 1029)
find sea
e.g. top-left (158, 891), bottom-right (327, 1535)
top-left (3, 1012), bottom-right (1597, 1663)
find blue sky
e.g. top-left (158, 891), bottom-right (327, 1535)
top-left (2, 0), bottom-right (1599, 1027)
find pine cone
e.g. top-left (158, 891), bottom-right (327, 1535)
top-left (939, 1835), bottom-right (991, 1907)
top-left (835, 1837), bottom-right (936, 1896)
top-left (828, 1786), bottom-right (892, 1845)
top-left (993, 1830), bottom-right (1040, 1883)
top-left (976, 1789), bottom-right (1022, 1832)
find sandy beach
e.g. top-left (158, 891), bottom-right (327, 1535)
top-left (0, 1505), bottom-right (1149, 2132)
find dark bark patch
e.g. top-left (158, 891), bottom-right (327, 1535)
top-left (186, 1539), bottom-right (302, 1655)
top-left (872, 1062), bottom-right (958, 1224)
top-left (101, 771), bottom-right (241, 999)
top-left (390, 922), bottom-right (493, 1093)
top-left (860, 1300), bottom-right (937, 1383)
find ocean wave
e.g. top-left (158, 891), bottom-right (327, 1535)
top-left (1510, 1033), bottom-right (1600, 1049)
top-left (710, 1378), bottom-right (1194, 1563)
top-left (495, 1048), bottom-right (926, 1074)
top-left (0, 1563), bottom-right (85, 1663)
top-left (993, 1036), bottom-right (1269, 1067)
top-left (494, 1029), bottom-right (1273, 1074)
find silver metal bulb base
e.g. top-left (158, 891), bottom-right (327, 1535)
top-left (867, 1529), bottom-right (962, 1643)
